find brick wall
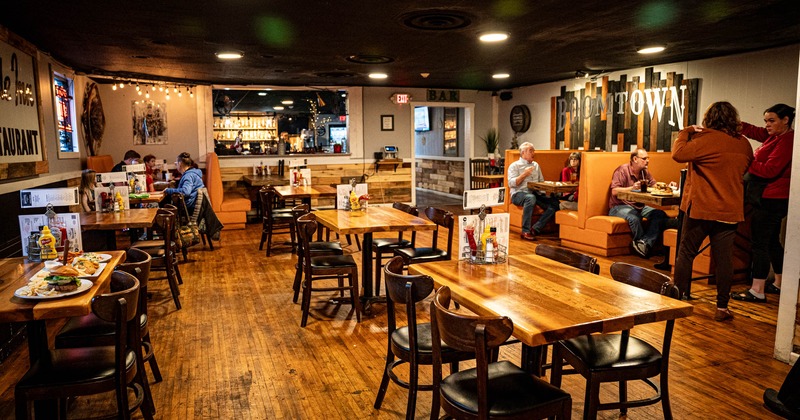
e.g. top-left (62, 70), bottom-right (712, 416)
top-left (416, 159), bottom-right (464, 196)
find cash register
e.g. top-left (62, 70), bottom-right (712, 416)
top-left (383, 145), bottom-right (398, 160)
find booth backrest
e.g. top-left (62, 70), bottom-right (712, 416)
top-left (205, 152), bottom-right (223, 212)
top-left (575, 151), bottom-right (686, 228)
top-left (87, 155), bottom-right (114, 173)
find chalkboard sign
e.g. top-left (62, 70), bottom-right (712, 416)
top-left (510, 105), bottom-right (531, 133)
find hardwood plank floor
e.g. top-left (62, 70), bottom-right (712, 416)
top-left (0, 219), bottom-right (791, 419)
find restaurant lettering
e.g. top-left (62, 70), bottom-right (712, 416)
top-left (0, 53), bottom-right (36, 106)
top-left (0, 126), bottom-right (39, 156)
top-left (427, 89), bottom-right (459, 102)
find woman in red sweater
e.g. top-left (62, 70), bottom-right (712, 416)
top-left (732, 103), bottom-right (795, 303)
top-left (672, 101), bottom-right (753, 321)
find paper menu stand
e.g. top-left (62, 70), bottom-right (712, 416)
top-left (458, 212), bottom-right (510, 263)
top-left (96, 172), bottom-right (128, 185)
top-left (122, 163), bottom-right (146, 173)
top-left (336, 183), bottom-right (367, 209)
top-left (20, 188), bottom-right (80, 208)
top-left (290, 168), bottom-right (313, 186)
top-left (19, 213), bottom-right (83, 256)
top-left (462, 187), bottom-right (506, 210)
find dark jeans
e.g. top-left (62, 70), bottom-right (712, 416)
top-left (608, 204), bottom-right (668, 247)
top-left (511, 191), bottom-right (560, 234)
top-left (674, 216), bottom-right (737, 308)
top-left (751, 198), bottom-right (789, 279)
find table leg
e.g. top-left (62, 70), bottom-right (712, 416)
top-left (360, 232), bottom-right (386, 315)
top-left (520, 344), bottom-right (546, 376)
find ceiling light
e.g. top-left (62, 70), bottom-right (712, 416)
top-left (369, 73), bottom-right (388, 79)
top-left (258, 92), bottom-right (267, 96)
top-left (420, 73), bottom-right (430, 78)
top-left (216, 51), bottom-right (243, 60)
top-left (119, 82), bottom-right (124, 89)
top-left (479, 32), bottom-right (509, 43)
top-left (637, 45), bottom-right (665, 54)
top-left (273, 106), bottom-right (284, 110)
top-left (492, 73), bottom-right (510, 79)
top-left (112, 84), bottom-right (117, 91)
top-left (281, 100), bottom-right (294, 105)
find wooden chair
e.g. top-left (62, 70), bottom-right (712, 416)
top-left (290, 204), bottom-right (343, 303)
top-left (296, 213), bottom-right (361, 327)
top-left (132, 209), bottom-right (182, 310)
top-left (430, 286), bottom-right (572, 419)
top-left (171, 192), bottom-right (213, 253)
top-left (259, 186), bottom-right (296, 256)
top-left (393, 207), bottom-right (454, 266)
top-left (535, 243), bottom-right (600, 274)
top-left (373, 202), bottom-right (418, 296)
top-left (15, 271), bottom-right (154, 420)
top-left (551, 262), bottom-right (680, 419)
top-left (55, 247), bottom-right (162, 385)
top-left (469, 158), bottom-right (491, 190)
top-left (373, 257), bottom-right (473, 419)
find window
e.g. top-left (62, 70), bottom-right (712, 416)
top-left (53, 72), bottom-right (79, 157)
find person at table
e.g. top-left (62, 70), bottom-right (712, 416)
top-left (672, 101), bottom-right (753, 320)
top-left (609, 148), bottom-right (672, 258)
top-left (559, 152), bottom-right (580, 210)
top-left (507, 142), bottom-right (560, 240)
top-left (79, 169), bottom-right (97, 212)
top-left (142, 154), bottom-right (158, 192)
top-left (732, 103), bottom-right (794, 304)
top-left (164, 154), bottom-right (205, 213)
top-left (111, 150), bottom-right (141, 172)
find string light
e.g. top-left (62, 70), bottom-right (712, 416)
top-left (112, 84), bottom-right (117, 91)
top-left (119, 82), bottom-right (124, 89)
top-left (99, 77), bottom-right (196, 100)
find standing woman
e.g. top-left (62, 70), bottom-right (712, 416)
top-left (732, 104), bottom-right (795, 303)
top-left (559, 152), bottom-right (580, 210)
top-left (164, 154), bottom-right (205, 213)
top-left (672, 102), bottom-right (753, 321)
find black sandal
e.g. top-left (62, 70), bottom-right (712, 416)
top-left (765, 283), bottom-right (782, 294)
top-left (731, 290), bottom-right (767, 303)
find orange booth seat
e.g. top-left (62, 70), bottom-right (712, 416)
top-left (86, 155), bottom-right (114, 173)
top-left (555, 152), bottom-right (685, 256)
top-left (205, 152), bottom-right (251, 230)
top-left (501, 149), bottom-right (574, 233)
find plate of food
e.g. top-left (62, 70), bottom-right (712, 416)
top-left (80, 253), bottom-right (113, 263)
top-left (650, 182), bottom-right (676, 196)
top-left (14, 267), bottom-right (93, 300)
top-left (71, 258), bottom-right (107, 278)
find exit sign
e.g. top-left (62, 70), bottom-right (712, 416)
top-left (391, 93), bottom-right (411, 104)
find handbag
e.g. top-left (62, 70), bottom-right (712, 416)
top-left (743, 172), bottom-right (769, 208)
top-left (178, 222), bottom-right (201, 247)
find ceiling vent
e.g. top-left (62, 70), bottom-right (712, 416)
top-left (401, 10), bottom-right (472, 31)
top-left (346, 55), bottom-right (395, 65)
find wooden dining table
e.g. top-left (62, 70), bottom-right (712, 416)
top-left (409, 254), bottom-right (693, 373)
top-left (314, 207), bottom-right (436, 311)
top-left (128, 191), bottom-right (164, 205)
top-left (274, 184), bottom-right (338, 206)
top-left (80, 208), bottom-right (159, 250)
top-left (0, 251), bottom-right (125, 415)
top-left (528, 181), bottom-right (578, 195)
top-left (615, 189), bottom-right (681, 207)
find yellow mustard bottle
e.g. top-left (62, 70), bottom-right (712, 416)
top-left (115, 191), bottom-right (124, 212)
top-left (38, 226), bottom-right (57, 260)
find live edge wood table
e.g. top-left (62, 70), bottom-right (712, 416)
top-left (314, 207), bottom-right (436, 313)
top-left (409, 254), bottom-right (693, 375)
top-left (0, 251), bottom-right (125, 415)
top-left (615, 189), bottom-right (681, 207)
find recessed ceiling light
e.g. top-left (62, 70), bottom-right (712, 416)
top-left (216, 51), bottom-right (243, 60)
top-left (369, 73), bottom-right (388, 79)
top-left (637, 46), bottom-right (665, 54)
top-left (281, 100), bottom-right (294, 105)
top-left (273, 106), bottom-right (284, 110)
top-left (479, 32), bottom-right (509, 43)
top-left (258, 92), bottom-right (267, 96)
top-left (492, 73), bottom-right (510, 79)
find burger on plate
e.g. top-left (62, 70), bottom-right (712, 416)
top-left (45, 265), bottom-right (81, 292)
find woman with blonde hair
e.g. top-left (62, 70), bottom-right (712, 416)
top-left (79, 169), bottom-right (97, 212)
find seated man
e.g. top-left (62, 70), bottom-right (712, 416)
top-left (609, 148), bottom-right (670, 258)
top-left (111, 150), bottom-right (141, 172)
top-left (507, 142), bottom-right (561, 240)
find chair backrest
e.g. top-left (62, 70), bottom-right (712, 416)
top-left (430, 286), bottom-right (514, 419)
top-left (393, 202), bottom-right (418, 245)
top-left (91, 270), bottom-right (140, 383)
top-left (535, 243), bottom-right (599, 274)
top-left (116, 247), bottom-right (152, 318)
top-left (87, 154), bottom-right (114, 173)
top-left (424, 207), bottom-right (455, 259)
top-left (383, 256), bottom-right (434, 335)
top-left (296, 213), bottom-right (319, 270)
top-left (170, 193), bottom-right (192, 225)
top-left (609, 262), bottom-right (680, 299)
top-left (260, 186), bottom-right (285, 222)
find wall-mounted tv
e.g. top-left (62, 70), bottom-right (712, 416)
top-left (414, 106), bottom-right (430, 131)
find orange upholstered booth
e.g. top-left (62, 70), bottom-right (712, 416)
top-left (86, 155), bottom-right (114, 173)
top-left (555, 152), bottom-right (684, 256)
top-left (205, 152), bottom-right (251, 230)
top-left (502, 149), bottom-right (573, 233)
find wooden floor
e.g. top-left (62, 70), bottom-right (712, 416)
top-left (0, 217), bottom-right (792, 419)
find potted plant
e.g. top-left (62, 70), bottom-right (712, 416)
top-left (481, 128), bottom-right (500, 158)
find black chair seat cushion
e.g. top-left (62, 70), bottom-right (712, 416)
top-left (56, 314), bottom-right (148, 348)
top-left (441, 360), bottom-right (571, 416)
top-left (373, 238), bottom-right (411, 250)
top-left (309, 241), bottom-right (343, 254)
top-left (136, 246), bottom-right (168, 259)
top-left (310, 254), bottom-right (357, 268)
top-left (391, 323), bottom-right (458, 354)
top-left (271, 212), bottom-right (294, 221)
top-left (394, 247), bottom-right (447, 262)
top-left (560, 333), bottom-right (662, 370)
top-left (16, 347), bottom-right (136, 390)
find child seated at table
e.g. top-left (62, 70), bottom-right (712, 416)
top-left (79, 169), bottom-right (97, 212)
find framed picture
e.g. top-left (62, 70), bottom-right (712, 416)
top-left (381, 115), bottom-right (394, 131)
